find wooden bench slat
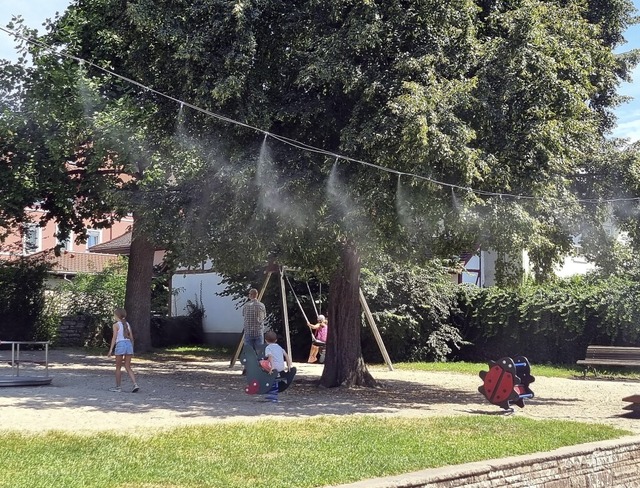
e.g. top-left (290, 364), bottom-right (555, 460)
top-left (576, 345), bottom-right (640, 376)
top-left (577, 360), bottom-right (640, 367)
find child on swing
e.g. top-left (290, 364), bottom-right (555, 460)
top-left (307, 314), bottom-right (328, 363)
top-left (263, 330), bottom-right (292, 402)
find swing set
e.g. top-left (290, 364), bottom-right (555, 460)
top-left (284, 273), bottom-right (327, 361)
top-left (230, 265), bottom-right (394, 371)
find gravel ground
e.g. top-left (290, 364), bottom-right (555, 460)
top-left (1, 348), bottom-right (640, 435)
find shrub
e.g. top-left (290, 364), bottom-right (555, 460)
top-left (454, 274), bottom-right (640, 364)
top-left (0, 257), bottom-right (51, 341)
top-left (58, 258), bottom-right (127, 346)
top-left (361, 261), bottom-right (467, 362)
top-left (151, 300), bottom-right (204, 347)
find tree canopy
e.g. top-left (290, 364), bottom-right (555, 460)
top-left (1, 0), bottom-right (639, 384)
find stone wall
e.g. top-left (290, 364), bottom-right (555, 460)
top-left (56, 315), bottom-right (91, 347)
top-left (331, 436), bottom-right (640, 488)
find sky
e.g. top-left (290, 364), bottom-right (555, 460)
top-left (2, 0), bottom-right (640, 141)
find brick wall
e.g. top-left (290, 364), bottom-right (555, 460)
top-left (330, 436), bottom-right (640, 488)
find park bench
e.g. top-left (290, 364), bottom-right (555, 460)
top-left (577, 346), bottom-right (640, 413)
top-left (576, 345), bottom-right (640, 378)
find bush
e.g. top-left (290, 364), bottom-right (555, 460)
top-left (361, 261), bottom-right (467, 362)
top-left (0, 257), bottom-right (51, 341)
top-left (454, 274), bottom-right (640, 364)
top-left (58, 258), bottom-right (127, 346)
top-left (151, 301), bottom-right (204, 347)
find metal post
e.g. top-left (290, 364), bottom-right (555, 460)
top-left (16, 343), bottom-right (20, 377)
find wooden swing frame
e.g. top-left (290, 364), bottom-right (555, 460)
top-left (229, 266), bottom-right (394, 371)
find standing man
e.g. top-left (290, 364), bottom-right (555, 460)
top-left (243, 287), bottom-right (266, 354)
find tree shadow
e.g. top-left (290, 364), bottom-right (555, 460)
top-left (3, 349), bottom-right (638, 434)
top-left (0, 348), bottom-right (495, 425)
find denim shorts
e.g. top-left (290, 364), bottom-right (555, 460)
top-left (114, 339), bottom-right (134, 356)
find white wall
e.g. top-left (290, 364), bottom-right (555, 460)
top-left (460, 250), bottom-right (497, 287)
top-left (171, 271), bottom-right (243, 335)
top-left (554, 254), bottom-right (597, 278)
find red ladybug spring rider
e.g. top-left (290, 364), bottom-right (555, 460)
top-left (478, 356), bottom-right (535, 413)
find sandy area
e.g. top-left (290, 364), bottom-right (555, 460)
top-left (1, 348), bottom-right (640, 435)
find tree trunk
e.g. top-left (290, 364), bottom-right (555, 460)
top-left (124, 217), bottom-right (154, 353)
top-left (320, 243), bottom-right (376, 388)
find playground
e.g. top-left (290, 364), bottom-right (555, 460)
top-left (2, 348), bottom-right (640, 435)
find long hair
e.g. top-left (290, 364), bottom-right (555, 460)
top-left (114, 308), bottom-right (127, 320)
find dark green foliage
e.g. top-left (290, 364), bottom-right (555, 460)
top-left (455, 274), bottom-right (640, 364)
top-left (150, 301), bottom-right (204, 348)
top-left (361, 261), bottom-right (467, 362)
top-left (39, 0), bottom-right (638, 284)
top-left (59, 259), bottom-right (127, 346)
top-left (0, 257), bottom-right (50, 341)
top-left (150, 266), bottom-right (171, 316)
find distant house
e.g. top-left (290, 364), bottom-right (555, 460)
top-left (170, 262), bottom-right (244, 346)
top-left (0, 206), bottom-right (134, 259)
top-left (88, 230), bottom-right (165, 266)
top-left (459, 246), bottom-right (596, 287)
top-left (0, 205), bottom-right (135, 288)
top-left (26, 249), bottom-right (122, 288)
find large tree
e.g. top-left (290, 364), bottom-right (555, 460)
top-left (0, 27), bottom-right (126, 244)
top-left (7, 0), bottom-right (637, 384)
top-left (0, 18), bottom-right (164, 351)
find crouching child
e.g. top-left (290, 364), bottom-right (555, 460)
top-left (263, 330), bottom-right (292, 403)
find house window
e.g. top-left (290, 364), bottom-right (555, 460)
top-left (86, 229), bottom-right (101, 248)
top-left (23, 224), bottom-right (41, 255)
top-left (56, 228), bottom-right (73, 252)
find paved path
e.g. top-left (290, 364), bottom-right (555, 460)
top-left (1, 349), bottom-right (639, 434)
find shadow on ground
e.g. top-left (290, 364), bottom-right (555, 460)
top-left (2, 348), bottom-right (639, 435)
top-left (0, 348), bottom-right (491, 423)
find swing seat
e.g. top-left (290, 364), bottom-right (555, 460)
top-left (308, 332), bottom-right (326, 364)
top-left (311, 338), bottom-right (326, 347)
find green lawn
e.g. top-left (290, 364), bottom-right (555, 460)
top-left (0, 416), bottom-right (629, 488)
top-left (391, 360), bottom-right (640, 380)
top-left (391, 361), bottom-right (582, 378)
top-left (151, 346), bottom-right (640, 379)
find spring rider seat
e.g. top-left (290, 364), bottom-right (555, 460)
top-left (478, 355), bottom-right (535, 412)
top-left (241, 346), bottom-right (296, 395)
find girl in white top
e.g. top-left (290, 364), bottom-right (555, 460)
top-left (107, 308), bottom-right (139, 393)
